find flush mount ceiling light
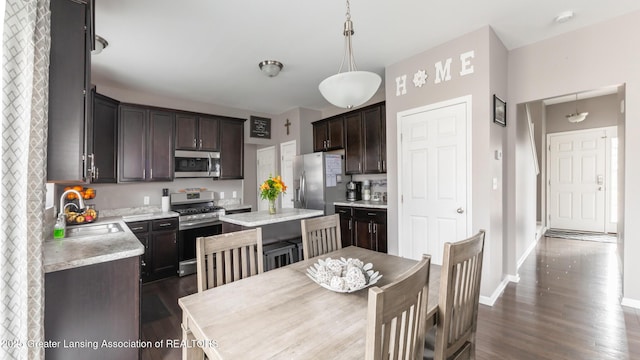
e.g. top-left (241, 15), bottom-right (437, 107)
top-left (566, 94), bottom-right (588, 123)
top-left (91, 35), bottom-right (109, 55)
top-left (259, 60), bottom-right (284, 77)
top-left (555, 11), bottom-right (575, 24)
top-left (318, 0), bottom-right (381, 109)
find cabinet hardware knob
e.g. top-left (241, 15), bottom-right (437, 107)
top-left (193, 138), bottom-right (197, 147)
top-left (457, 207), bottom-right (465, 214)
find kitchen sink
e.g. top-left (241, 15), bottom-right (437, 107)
top-left (66, 222), bottom-right (124, 238)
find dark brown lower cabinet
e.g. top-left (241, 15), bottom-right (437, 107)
top-left (335, 205), bottom-right (354, 248)
top-left (127, 217), bottom-right (178, 282)
top-left (335, 205), bottom-right (387, 253)
top-left (45, 256), bottom-right (140, 360)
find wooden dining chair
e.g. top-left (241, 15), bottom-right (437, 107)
top-left (300, 214), bottom-right (342, 260)
top-left (195, 228), bottom-right (264, 292)
top-left (365, 254), bottom-right (432, 360)
top-left (424, 230), bottom-right (486, 360)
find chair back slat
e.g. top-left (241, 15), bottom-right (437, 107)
top-left (366, 254), bottom-right (431, 360)
top-left (301, 214), bottom-right (342, 260)
top-left (196, 228), bottom-right (264, 292)
top-left (435, 230), bottom-right (485, 360)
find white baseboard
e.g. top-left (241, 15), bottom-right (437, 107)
top-left (517, 236), bottom-right (540, 270)
top-left (621, 297), bottom-right (640, 309)
top-left (505, 274), bottom-right (520, 283)
top-left (479, 277), bottom-right (510, 306)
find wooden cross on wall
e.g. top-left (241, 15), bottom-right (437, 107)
top-left (284, 118), bottom-right (291, 135)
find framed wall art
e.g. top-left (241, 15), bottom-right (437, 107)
top-left (493, 95), bottom-right (506, 127)
top-left (250, 116), bottom-right (271, 139)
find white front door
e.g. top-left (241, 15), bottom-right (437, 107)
top-left (256, 146), bottom-right (276, 211)
top-left (398, 97), bottom-right (470, 265)
top-left (548, 127), bottom-right (616, 232)
top-left (280, 140), bottom-right (297, 208)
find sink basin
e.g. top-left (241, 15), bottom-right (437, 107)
top-left (66, 222), bottom-right (124, 238)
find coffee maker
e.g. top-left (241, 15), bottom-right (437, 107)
top-left (346, 181), bottom-right (362, 201)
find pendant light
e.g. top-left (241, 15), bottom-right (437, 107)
top-left (319, 0), bottom-right (381, 109)
top-left (566, 94), bottom-right (588, 123)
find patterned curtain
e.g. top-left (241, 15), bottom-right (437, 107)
top-left (1, 0), bottom-right (50, 359)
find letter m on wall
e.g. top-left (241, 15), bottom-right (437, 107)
top-left (434, 58), bottom-right (452, 84)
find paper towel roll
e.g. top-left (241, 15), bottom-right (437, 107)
top-left (161, 196), bottom-right (170, 212)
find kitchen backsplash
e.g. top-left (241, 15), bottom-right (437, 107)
top-left (351, 173), bottom-right (387, 193)
top-left (53, 178), bottom-right (243, 211)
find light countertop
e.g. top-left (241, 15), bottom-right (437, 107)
top-left (334, 200), bottom-right (388, 209)
top-left (43, 217), bottom-right (143, 273)
top-left (43, 208), bottom-right (178, 273)
top-left (222, 204), bottom-right (252, 212)
top-left (219, 208), bottom-right (323, 227)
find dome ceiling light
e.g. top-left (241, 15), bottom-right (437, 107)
top-left (259, 60), bottom-right (284, 77)
top-left (318, 0), bottom-right (381, 109)
top-left (91, 35), bottom-right (109, 55)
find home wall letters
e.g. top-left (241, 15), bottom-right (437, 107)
top-left (395, 50), bottom-right (475, 97)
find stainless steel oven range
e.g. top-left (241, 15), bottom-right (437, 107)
top-left (170, 191), bottom-right (225, 276)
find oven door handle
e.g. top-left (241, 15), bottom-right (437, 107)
top-left (179, 220), bottom-right (222, 230)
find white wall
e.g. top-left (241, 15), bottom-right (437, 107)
top-left (507, 10), bottom-right (639, 305)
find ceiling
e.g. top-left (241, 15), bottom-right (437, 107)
top-left (91, 1), bottom-right (640, 115)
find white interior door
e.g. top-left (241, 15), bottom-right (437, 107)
top-left (280, 140), bottom-right (296, 209)
top-left (256, 146), bottom-right (276, 211)
top-left (398, 98), bottom-right (469, 265)
top-left (548, 127), bottom-right (616, 232)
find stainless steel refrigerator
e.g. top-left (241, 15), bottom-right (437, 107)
top-left (293, 152), bottom-right (345, 215)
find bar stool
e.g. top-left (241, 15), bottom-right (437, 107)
top-left (286, 237), bottom-right (303, 263)
top-left (262, 241), bottom-right (296, 271)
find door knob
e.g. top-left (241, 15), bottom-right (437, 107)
top-left (457, 207), bottom-right (465, 214)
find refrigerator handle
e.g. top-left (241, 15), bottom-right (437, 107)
top-left (300, 172), bottom-right (306, 208)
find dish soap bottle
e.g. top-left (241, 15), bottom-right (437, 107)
top-left (53, 213), bottom-right (66, 239)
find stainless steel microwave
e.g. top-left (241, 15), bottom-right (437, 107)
top-left (174, 150), bottom-right (220, 178)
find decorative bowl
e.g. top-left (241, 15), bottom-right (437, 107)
top-left (306, 257), bottom-right (382, 293)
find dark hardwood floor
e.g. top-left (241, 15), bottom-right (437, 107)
top-left (141, 274), bottom-right (197, 360)
top-left (140, 237), bottom-right (640, 359)
top-left (476, 237), bottom-right (640, 360)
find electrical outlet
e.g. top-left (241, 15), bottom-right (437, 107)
top-left (143, 196), bottom-right (149, 205)
top-left (219, 192), bottom-right (225, 199)
top-left (232, 191), bottom-right (237, 198)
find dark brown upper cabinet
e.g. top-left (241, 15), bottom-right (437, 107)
top-left (89, 91), bottom-right (119, 183)
top-left (175, 114), bottom-right (220, 151)
top-left (313, 117), bottom-right (344, 152)
top-left (344, 103), bottom-right (386, 175)
top-left (219, 119), bottom-right (246, 179)
top-left (118, 104), bottom-right (175, 182)
top-left (362, 104), bottom-right (386, 173)
top-left (47, 0), bottom-right (92, 182)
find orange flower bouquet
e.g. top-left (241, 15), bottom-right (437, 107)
top-left (260, 175), bottom-right (287, 214)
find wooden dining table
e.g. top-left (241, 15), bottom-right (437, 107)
top-left (178, 246), bottom-right (440, 359)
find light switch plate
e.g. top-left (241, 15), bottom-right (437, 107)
top-left (219, 192), bottom-right (225, 199)
top-left (232, 191), bottom-right (237, 198)
top-left (143, 196), bottom-right (149, 205)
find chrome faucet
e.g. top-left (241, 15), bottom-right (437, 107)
top-left (59, 189), bottom-right (86, 216)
